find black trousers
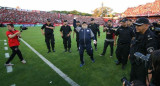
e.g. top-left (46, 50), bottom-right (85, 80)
top-left (45, 35), bottom-right (55, 51)
top-left (116, 43), bottom-right (130, 65)
top-left (101, 40), bottom-right (114, 56)
top-left (130, 62), bottom-right (147, 85)
top-left (6, 46), bottom-right (24, 64)
top-left (76, 38), bottom-right (79, 49)
top-left (63, 37), bottom-right (71, 49)
top-left (79, 44), bottom-right (94, 64)
top-left (94, 33), bottom-right (97, 48)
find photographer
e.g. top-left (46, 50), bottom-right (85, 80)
top-left (5, 24), bottom-right (26, 66)
top-left (129, 17), bottom-right (158, 86)
top-left (150, 50), bottom-right (160, 86)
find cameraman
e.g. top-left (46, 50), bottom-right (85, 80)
top-left (129, 17), bottom-right (158, 86)
top-left (5, 24), bottom-right (26, 66)
top-left (150, 50), bottom-right (160, 86)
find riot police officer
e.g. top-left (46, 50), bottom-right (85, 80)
top-left (88, 18), bottom-right (100, 51)
top-left (114, 18), bottom-right (135, 69)
top-left (60, 20), bottom-right (72, 52)
top-left (41, 19), bottom-right (55, 53)
top-left (129, 17), bottom-right (158, 85)
top-left (73, 18), bottom-right (81, 51)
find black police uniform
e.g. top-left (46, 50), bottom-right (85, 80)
top-left (60, 25), bottom-right (72, 50)
top-left (41, 23), bottom-right (55, 51)
top-left (130, 29), bottom-right (157, 84)
top-left (88, 23), bottom-right (100, 49)
top-left (115, 26), bottom-right (135, 65)
top-left (101, 25), bottom-right (115, 56)
top-left (73, 19), bottom-right (81, 50)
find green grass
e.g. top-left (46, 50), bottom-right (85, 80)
top-left (0, 26), bottom-right (130, 86)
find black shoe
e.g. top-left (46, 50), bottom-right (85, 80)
top-left (100, 54), bottom-right (104, 56)
top-left (116, 61), bottom-right (121, 65)
top-left (122, 65), bottom-right (126, 70)
top-left (68, 49), bottom-right (71, 53)
top-left (64, 49), bottom-right (67, 52)
top-left (47, 50), bottom-right (51, 53)
top-left (95, 48), bottom-right (97, 51)
top-left (52, 50), bottom-right (55, 52)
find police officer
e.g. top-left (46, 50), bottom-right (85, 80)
top-left (129, 17), bottom-right (157, 86)
top-left (88, 18), bottom-right (100, 51)
top-left (114, 18), bottom-right (135, 69)
top-left (75, 22), bottom-right (96, 67)
top-left (100, 20), bottom-right (115, 57)
top-left (41, 19), bottom-right (55, 53)
top-left (73, 18), bottom-right (81, 51)
top-left (60, 20), bottom-right (72, 52)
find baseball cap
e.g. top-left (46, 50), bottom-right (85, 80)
top-left (108, 20), bottom-right (112, 22)
top-left (47, 19), bottom-right (51, 22)
top-left (64, 20), bottom-right (67, 22)
top-left (91, 18), bottom-right (94, 21)
top-left (76, 21), bottom-right (80, 23)
top-left (134, 17), bottom-right (150, 26)
top-left (82, 22), bottom-right (87, 24)
top-left (120, 18), bottom-right (128, 22)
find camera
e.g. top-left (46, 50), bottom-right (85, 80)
top-left (121, 77), bottom-right (131, 86)
top-left (20, 26), bottom-right (28, 32)
top-left (134, 52), bottom-right (150, 61)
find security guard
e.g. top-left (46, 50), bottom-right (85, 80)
top-left (75, 22), bottom-right (96, 67)
top-left (114, 18), bottom-right (135, 69)
top-left (88, 18), bottom-right (100, 51)
top-left (73, 18), bottom-right (81, 51)
top-left (60, 20), bottom-right (72, 52)
top-left (100, 20), bottom-right (115, 57)
top-left (41, 19), bottom-right (55, 53)
top-left (129, 17), bottom-right (157, 85)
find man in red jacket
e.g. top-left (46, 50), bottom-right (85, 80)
top-left (5, 24), bottom-right (26, 66)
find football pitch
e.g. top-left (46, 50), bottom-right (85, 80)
top-left (0, 26), bottom-right (130, 86)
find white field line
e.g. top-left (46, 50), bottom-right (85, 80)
top-left (6, 66), bottom-right (13, 73)
top-left (4, 43), bottom-right (7, 45)
top-left (5, 53), bottom-right (10, 58)
top-left (20, 38), bottom-right (80, 86)
top-left (4, 47), bottom-right (8, 50)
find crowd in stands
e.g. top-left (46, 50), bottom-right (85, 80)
top-left (124, 0), bottom-right (160, 17)
top-left (0, 7), bottom-right (105, 25)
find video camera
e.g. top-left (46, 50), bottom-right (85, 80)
top-left (134, 52), bottom-right (151, 67)
top-left (121, 77), bottom-right (131, 86)
top-left (20, 26), bottom-right (28, 32)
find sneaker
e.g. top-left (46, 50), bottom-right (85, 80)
top-left (92, 59), bottom-right (95, 63)
top-left (80, 63), bottom-right (85, 67)
top-left (116, 61), bottom-right (121, 65)
top-left (47, 50), bottom-right (51, 53)
top-left (21, 60), bottom-right (26, 64)
top-left (100, 54), bottom-right (104, 56)
top-left (64, 49), bottom-right (67, 52)
top-left (52, 50), bottom-right (55, 52)
top-left (5, 63), bottom-right (14, 66)
top-left (68, 49), bottom-right (71, 53)
top-left (95, 48), bottom-right (97, 51)
top-left (122, 65), bottom-right (126, 70)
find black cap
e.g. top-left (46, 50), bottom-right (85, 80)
top-left (76, 21), bottom-right (80, 23)
top-left (91, 18), bottom-right (94, 21)
top-left (134, 17), bottom-right (149, 26)
top-left (121, 18), bottom-right (128, 22)
top-left (108, 20), bottom-right (112, 22)
top-left (82, 22), bottom-right (87, 24)
top-left (64, 20), bottom-right (67, 22)
top-left (47, 19), bottom-right (51, 22)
